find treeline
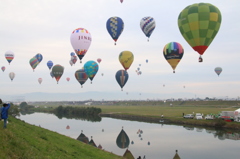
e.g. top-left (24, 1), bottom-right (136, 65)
top-left (52, 106), bottom-right (102, 122)
top-left (19, 102), bottom-right (35, 115)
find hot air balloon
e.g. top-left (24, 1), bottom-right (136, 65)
top-left (84, 61), bottom-right (99, 84)
top-left (69, 60), bottom-right (73, 66)
top-left (71, 55), bottom-right (78, 65)
top-left (70, 28), bottom-right (92, 63)
top-left (38, 78), bottom-right (42, 84)
top-left (1, 66), bottom-right (6, 72)
top-left (52, 64), bottom-right (64, 84)
top-left (178, 3), bottom-right (222, 62)
top-left (116, 127), bottom-right (130, 149)
top-left (50, 71), bottom-right (54, 78)
top-left (77, 131), bottom-right (89, 144)
top-left (115, 69), bottom-right (129, 91)
top-left (75, 69), bottom-right (88, 88)
top-left (89, 136), bottom-right (97, 147)
top-left (140, 16), bottom-right (156, 41)
top-left (5, 51), bottom-right (14, 65)
top-left (70, 52), bottom-right (75, 56)
top-left (120, 0), bottom-right (123, 3)
top-left (214, 67), bottom-right (222, 76)
top-left (106, 16), bottom-right (124, 45)
top-left (29, 57), bottom-right (39, 71)
top-left (35, 53), bottom-right (43, 63)
top-left (66, 77), bottom-right (70, 82)
top-left (119, 51), bottom-right (134, 70)
top-left (9, 72), bottom-right (15, 81)
top-left (163, 42), bottom-right (184, 73)
top-left (146, 59), bottom-right (148, 63)
top-left (97, 58), bottom-right (102, 63)
top-left (47, 60), bottom-right (53, 70)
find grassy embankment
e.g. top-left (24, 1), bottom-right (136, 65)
top-left (0, 117), bottom-right (123, 159)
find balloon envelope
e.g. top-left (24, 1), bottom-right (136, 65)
top-left (38, 78), bottom-right (42, 84)
top-left (116, 128), bottom-right (130, 149)
top-left (178, 3), bottom-right (222, 59)
top-left (106, 16), bottom-right (124, 45)
top-left (163, 42), bottom-right (184, 73)
top-left (70, 28), bottom-right (92, 62)
top-left (52, 64), bottom-right (64, 83)
top-left (84, 61), bottom-right (99, 82)
top-left (119, 51), bottom-right (134, 70)
top-left (1, 66), bottom-right (6, 72)
top-left (50, 71), bottom-right (54, 78)
top-left (35, 53), bottom-right (43, 63)
top-left (9, 72), bottom-right (15, 81)
top-left (5, 51), bottom-right (14, 64)
top-left (29, 57), bottom-right (39, 71)
top-left (115, 69), bottom-right (129, 90)
top-left (75, 69), bottom-right (88, 87)
top-left (47, 60), bottom-right (53, 70)
top-left (71, 55), bottom-right (78, 64)
top-left (66, 77), bottom-right (70, 82)
top-left (70, 52), bottom-right (75, 56)
top-left (140, 16), bottom-right (156, 40)
top-left (214, 67), bottom-right (222, 76)
top-left (97, 58), bottom-right (102, 63)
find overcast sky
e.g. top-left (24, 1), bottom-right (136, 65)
top-left (0, 0), bottom-right (240, 101)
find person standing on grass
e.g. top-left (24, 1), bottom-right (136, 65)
top-left (1, 103), bottom-right (11, 128)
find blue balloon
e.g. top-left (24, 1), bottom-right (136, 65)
top-left (83, 60), bottom-right (99, 83)
top-left (106, 17), bottom-right (124, 45)
top-left (47, 60), bottom-right (53, 70)
top-left (70, 52), bottom-right (75, 56)
top-left (35, 53), bottom-right (43, 63)
top-left (115, 69), bottom-right (128, 91)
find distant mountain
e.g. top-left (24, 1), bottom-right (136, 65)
top-left (1, 91), bottom-right (198, 102)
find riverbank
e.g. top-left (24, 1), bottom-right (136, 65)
top-left (99, 113), bottom-right (240, 130)
top-left (0, 117), bottom-right (123, 159)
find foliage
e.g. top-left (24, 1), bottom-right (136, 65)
top-left (52, 106), bottom-right (102, 121)
top-left (19, 102), bottom-right (35, 114)
top-left (214, 118), bottom-right (227, 127)
top-left (9, 103), bottom-right (20, 117)
top-left (0, 117), bottom-right (123, 159)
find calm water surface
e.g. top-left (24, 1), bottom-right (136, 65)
top-left (19, 113), bottom-right (240, 159)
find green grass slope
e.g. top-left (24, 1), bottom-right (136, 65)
top-left (0, 117), bottom-right (123, 159)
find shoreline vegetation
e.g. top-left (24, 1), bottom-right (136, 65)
top-left (28, 100), bottom-right (240, 130)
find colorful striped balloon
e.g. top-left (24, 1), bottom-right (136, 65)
top-left (214, 67), bottom-right (222, 76)
top-left (75, 69), bottom-right (88, 87)
top-left (5, 50), bottom-right (14, 65)
top-left (163, 42), bottom-right (184, 73)
top-left (29, 57), bottom-right (39, 71)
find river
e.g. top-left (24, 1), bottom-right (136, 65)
top-left (19, 113), bottom-right (240, 159)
